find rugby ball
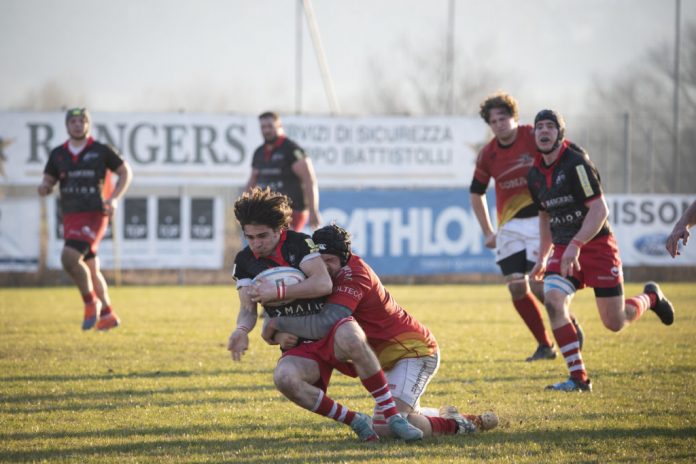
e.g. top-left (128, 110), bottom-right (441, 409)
top-left (252, 266), bottom-right (306, 305)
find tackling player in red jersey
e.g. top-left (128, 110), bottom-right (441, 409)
top-left (228, 188), bottom-right (422, 442)
top-left (264, 224), bottom-right (499, 437)
top-left (528, 109), bottom-right (675, 392)
top-left (38, 108), bottom-right (132, 331)
top-left (470, 92), bottom-right (582, 361)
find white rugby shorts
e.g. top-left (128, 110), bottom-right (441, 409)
top-left (495, 217), bottom-right (540, 264)
top-left (373, 350), bottom-right (440, 421)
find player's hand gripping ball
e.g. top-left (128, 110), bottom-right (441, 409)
top-left (252, 266), bottom-right (306, 305)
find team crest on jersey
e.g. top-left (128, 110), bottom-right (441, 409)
top-left (305, 238), bottom-right (319, 253)
top-left (83, 151), bottom-right (99, 162)
top-left (555, 172), bottom-right (566, 186)
top-left (610, 266), bottom-right (621, 277)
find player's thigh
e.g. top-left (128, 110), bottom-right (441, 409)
top-left (379, 352), bottom-right (440, 414)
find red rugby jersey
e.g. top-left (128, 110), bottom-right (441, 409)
top-left (472, 124), bottom-right (538, 227)
top-left (327, 254), bottom-right (437, 370)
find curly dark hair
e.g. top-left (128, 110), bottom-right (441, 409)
top-left (479, 92), bottom-right (519, 124)
top-left (234, 187), bottom-right (292, 230)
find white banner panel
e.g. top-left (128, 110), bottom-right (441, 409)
top-left (0, 112), bottom-right (486, 188)
top-left (46, 195), bottom-right (225, 269)
top-left (607, 194), bottom-right (696, 266)
top-left (0, 198), bottom-right (40, 271)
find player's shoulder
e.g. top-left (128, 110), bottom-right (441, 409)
top-left (285, 230), bottom-right (319, 253)
top-left (563, 142), bottom-right (592, 165)
top-left (233, 246), bottom-right (255, 265)
top-left (91, 139), bottom-right (122, 156)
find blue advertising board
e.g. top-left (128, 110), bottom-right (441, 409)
top-left (318, 188), bottom-right (498, 276)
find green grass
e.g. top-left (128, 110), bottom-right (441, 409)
top-left (1, 284), bottom-right (695, 463)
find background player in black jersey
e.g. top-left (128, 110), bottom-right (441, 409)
top-left (527, 109), bottom-right (674, 392)
top-left (245, 111), bottom-right (322, 231)
top-left (227, 187), bottom-right (422, 442)
top-left (38, 108), bottom-right (132, 331)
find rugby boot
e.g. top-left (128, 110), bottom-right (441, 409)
top-left (350, 413), bottom-right (379, 442)
top-left (526, 343), bottom-right (557, 362)
top-left (644, 282), bottom-right (674, 325)
top-left (545, 376), bottom-right (592, 392)
top-left (96, 310), bottom-right (121, 331)
top-left (387, 414), bottom-right (423, 442)
top-left (439, 405), bottom-right (477, 434)
top-left (82, 300), bottom-right (101, 330)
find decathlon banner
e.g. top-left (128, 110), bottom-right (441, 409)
top-left (318, 189), bottom-right (497, 276)
top-left (0, 198), bottom-right (40, 271)
top-left (0, 112), bottom-right (486, 188)
top-left (607, 194), bottom-right (696, 266)
top-left (46, 195), bottom-right (224, 269)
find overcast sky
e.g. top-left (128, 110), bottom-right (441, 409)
top-left (2, 0), bottom-right (693, 120)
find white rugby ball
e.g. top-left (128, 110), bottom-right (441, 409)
top-left (252, 266), bottom-right (306, 305)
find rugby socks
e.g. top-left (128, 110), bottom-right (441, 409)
top-left (361, 371), bottom-right (400, 420)
top-left (513, 293), bottom-right (553, 347)
top-left (553, 323), bottom-right (588, 382)
top-left (625, 294), bottom-right (650, 322)
top-left (311, 390), bottom-right (356, 425)
top-left (426, 416), bottom-right (458, 435)
top-left (81, 291), bottom-right (97, 304)
top-left (100, 305), bottom-right (113, 317)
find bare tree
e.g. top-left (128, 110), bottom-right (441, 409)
top-left (362, 37), bottom-right (506, 116)
top-left (578, 22), bottom-right (696, 194)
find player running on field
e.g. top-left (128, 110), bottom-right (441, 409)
top-left (527, 109), bottom-right (675, 392)
top-left (470, 92), bottom-right (583, 362)
top-left (38, 108), bottom-right (132, 331)
top-left (227, 187), bottom-right (422, 442)
top-left (263, 224), bottom-right (499, 437)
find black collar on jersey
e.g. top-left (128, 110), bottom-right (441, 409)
top-left (62, 136), bottom-right (95, 162)
top-left (534, 140), bottom-right (570, 188)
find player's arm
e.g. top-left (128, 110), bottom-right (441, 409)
top-left (37, 174), bottom-right (57, 196)
top-left (560, 195), bottom-right (608, 276)
top-left (262, 303), bottom-right (352, 343)
top-left (244, 168), bottom-right (260, 192)
top-left (470, 177), bottom-right (496, 248)
top-left (531, 210), bottom-right (553, 280)
top-left (252, 256), bottom-right (333, 305)
top-left (666, 200), bottom-right (696, 258)
top-left (228, 285), bottom-right (259, 361)
top-left (292, 157), bottom-right (322, 229)
top-left (105, 162), bottom-right (133, 216)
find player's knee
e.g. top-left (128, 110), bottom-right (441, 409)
top-left (507, 279), bottom-right (528, 299)
top-left (273, 365), bottom-right (300, 396)
top-left (602, 317), bottom-right (625, 332)
top-left (335, 323), bottom-right (368, 357)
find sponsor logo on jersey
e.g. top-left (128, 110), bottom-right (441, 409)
top-left (305, 238), bottom-right (319, 253)
top-left (576, 165), bottom-right (594, 197)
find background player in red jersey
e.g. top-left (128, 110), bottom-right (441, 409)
top-left (528, 109), bottom-right (675, 392)
top-left (227, 188), bottom-right (422, 442)
top-left (38, 108), bottom-right (132, 331)
top-left (245, 111), bottom-right (322, 231)
top-left (263, 224), bottom-right (499, 438)
top-left (470, 92), bottom-right (582, 361)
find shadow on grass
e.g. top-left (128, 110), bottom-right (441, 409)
top-left (1, 367), bottom-right (271, 383)
top-left (1, 425), bottom-right (694, 462)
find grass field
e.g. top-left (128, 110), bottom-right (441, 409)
top-left (1, 283), bottom-right (695, 463)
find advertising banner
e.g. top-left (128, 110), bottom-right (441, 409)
top-left (0, 112), bottom-right (486, 188)
top-left (0, 198), bottom-right (40, 271)
top-left (607, 194), bottom-right (696, 266)
top-left (46, 195), bottom-right (224, 269)
top-left (318, 189), bottom-right (497, 276)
